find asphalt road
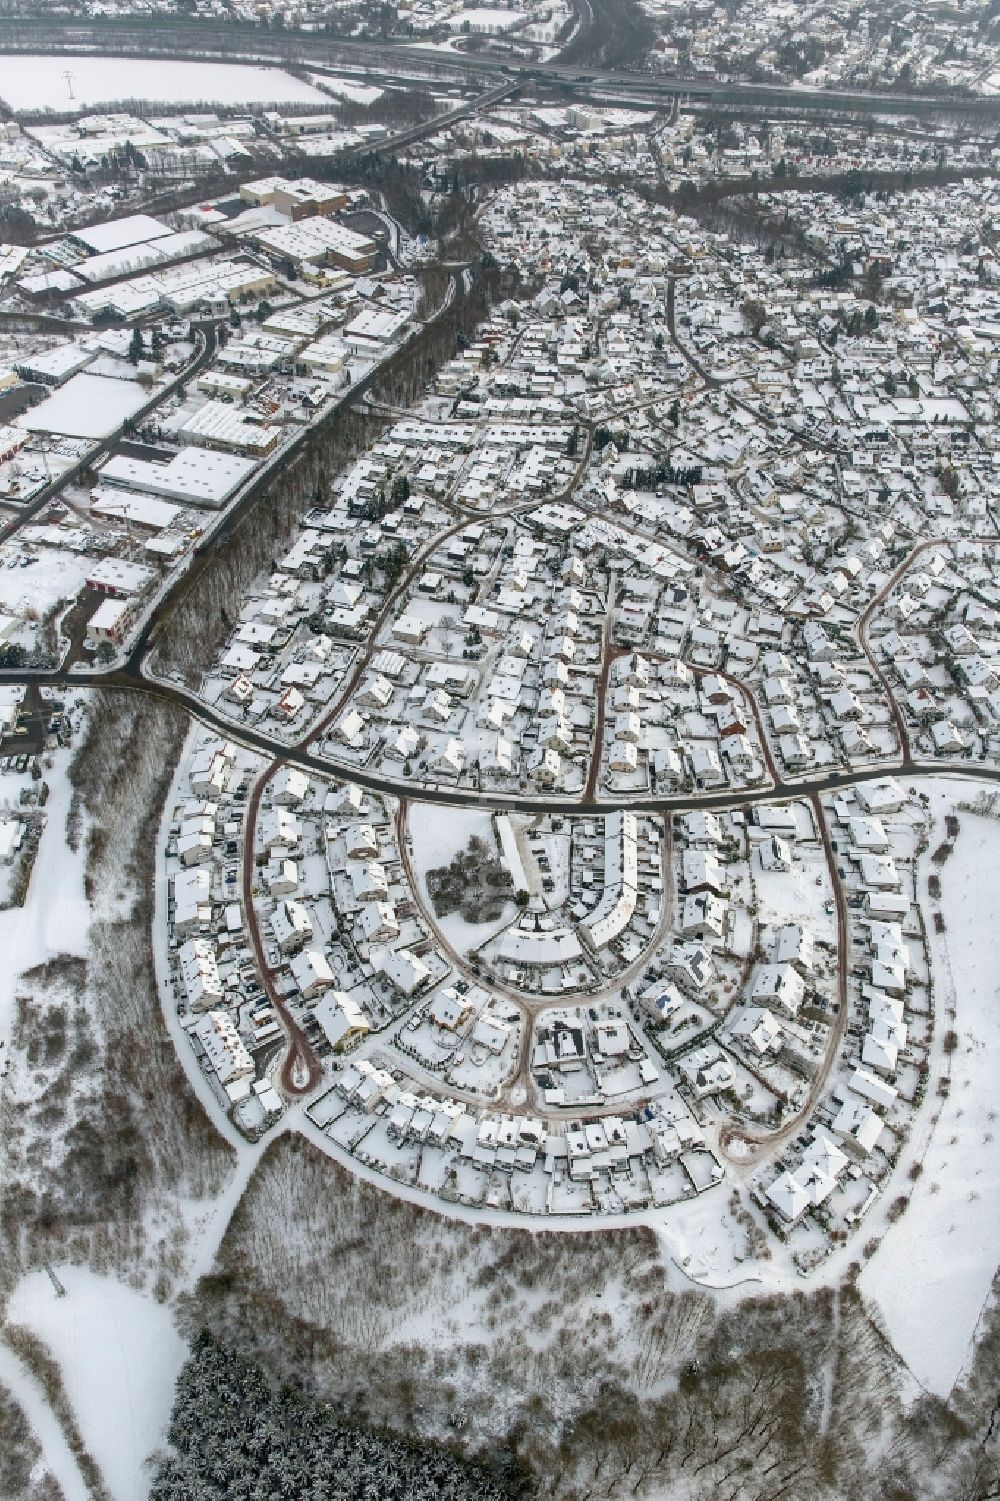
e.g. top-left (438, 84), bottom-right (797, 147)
top-left (241, 764), bottom-right (325, 1098)
top-left (12, 653), bottom-right (999, 818)
top-left (0, 324), bottom-right (216, 547)
top-left (2, 19), bottom-right (997, 118)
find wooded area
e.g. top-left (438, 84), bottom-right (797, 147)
top-left (178, 1134), bottom-right (1000, 1501)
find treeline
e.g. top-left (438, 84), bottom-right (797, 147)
top-left (0, 198), bottom-right (36, 244)
top-left (151, 1332), bottom-right (529, 1501)
top-left (645, 161), bottom-right (997, 216)
top-left (333, 85), bottom-right (439, 131)
top-left (627, 458), bottom-right (704, 487)
top-left (2, 1325), bottom-right (111, 1501)
top-left (594, 428), bottom-right (704, 487)
top-left (315, 151), bottom-right (535, 240)
top-left (178, 1134), bottom-right (1000, 1501)
top-left (315, 154), bottom-right (437, 236)
top-left (366, 266), bottom-right (502, 408)
top-left (1, 691), bottom-right (235, 1296)
top-left (557, 0), bottom-right (656, 72)
top-left (10, 94), bottom-right (336, 126)
top-left (0, 1376), bottom-right (59, 1501)
top-left (152, 409), bottom-right (373, 685)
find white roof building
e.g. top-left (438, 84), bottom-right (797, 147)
top-left (193, 1010), bottom-right (254, 1087)
top-left (313, 992), bottom-right (370, 1052)
top-left (344, 824), bottom-right (379, 861)
top-left (178, 938), bottom-right (223, 1012)
top-left (831, 1097), bottom-right (885, 1156)
top-left (172, 867), bottom-right (211, 935)
top-left (349, 861), bottom-right (389, 904)
top-left (579, 811), bottom-right (639, 951)
top-left (751, 963), bottom-right (805, 1017)
top-left (428, 988), bottom-right (473, 1031)
top-left (765, 1169), bottom-right (812, 1225)
top-left (273, 767), bottom-right (311, 805)
top-left (357, 900), bottom-right (399, 946)
top-left (289, 948), bottom-right (335, 999)
top-left (174, 400), bottom-right (281, 455)
top-left (271, 899), bottom-right (313, 955)
top-left (100, 446), bottom-right (256, 508)
top-left (848, 1066), bottom-right (898, 1112)
top-left (371, 945), bottom-right (431, 998)
top-left (729, 1006), bottom-right (783, 1056)
top-left (773, 923), bottom-right (814, 972)
top-left (472, 1014), bottom-right (512, 1054)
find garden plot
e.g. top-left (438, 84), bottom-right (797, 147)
top-left (750, 843), bottom-right (835, 944)
top-left (445, 1004), bottom-right (521, 1098)
top-left (646, 998), bottom-right (716, 1057)
top-left (406, 801), bottom-right (516, 953)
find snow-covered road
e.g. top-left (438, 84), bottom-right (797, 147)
top-left (7, 1267), bottom-right (188, 1501)
top-left (0, 1338), bottom-right (91, 1501)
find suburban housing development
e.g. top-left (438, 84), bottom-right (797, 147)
top-left (0, 19), bottom-right (996, 1501)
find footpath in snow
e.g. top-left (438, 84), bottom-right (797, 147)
top-left (7, 1267), bottom-right (188, 1501)
top-left (0, 1339), bottom-right (91, 1501)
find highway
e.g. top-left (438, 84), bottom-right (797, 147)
top-left (3, 18), bottom-right (999, 118)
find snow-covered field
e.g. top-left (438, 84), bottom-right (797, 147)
top-left (407, 801), bottom-right (495, 885)
top-left (655, 1189), bottom-right (766, 1291)
top-left (0, 56), bottom-right (328, 112)
top-left (0, 547), bottom-right (90, 625)
top-left (308, 72), bottom-right (385, 105)
top-left (0, 740), bottom-right (88, 1052)
top-left (860, 783), bottom-right (1000, 1398)
top-left (17, 373), bottom-right (150, 440)
top-left (7, 1266), bottom-right (187, 1501)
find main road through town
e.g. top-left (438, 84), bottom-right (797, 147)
top-left (9, 648), bottom-right (1000, 817)
top-left (3, 17), bottom-right (1000, 119)
top-left (4, 460), bottom-right (994, 1125)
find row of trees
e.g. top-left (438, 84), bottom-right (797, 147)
top-left (556, 0), bottom-right (656, 72)
top-left (627, 457), bottom-right (704, 488)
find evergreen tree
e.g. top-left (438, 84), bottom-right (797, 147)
top-left (150, 1334), bottom-right (526, 1501)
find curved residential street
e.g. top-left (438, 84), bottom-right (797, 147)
top-left (241, 767), bottom-right (325, 1098)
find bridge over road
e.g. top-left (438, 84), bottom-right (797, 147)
top-left (2, 18), bottom-right (999, 120)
